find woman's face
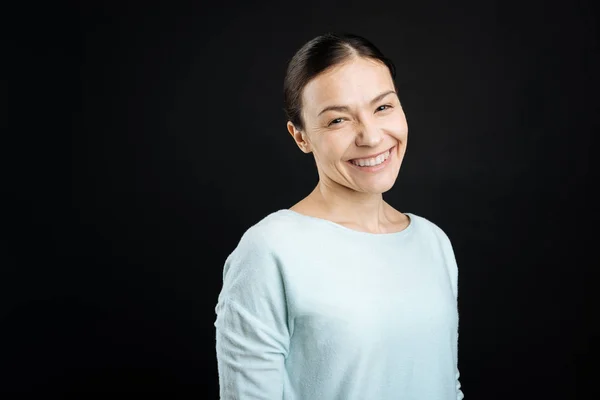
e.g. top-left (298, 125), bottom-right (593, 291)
top-left (289, 56), bottom-right (408, 195)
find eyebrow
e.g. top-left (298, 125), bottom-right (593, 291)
top-left (317, 90), bottom-right (397, 117)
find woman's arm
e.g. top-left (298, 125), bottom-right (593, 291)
top-left (434, 224), bottom-right (465, 400)
top-left (214, 229), bottom-right (290, 399)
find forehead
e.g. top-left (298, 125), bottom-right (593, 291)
top-left (302, 57), bottom-right (394, 112)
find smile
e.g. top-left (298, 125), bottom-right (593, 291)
top-left (350, 148), bottom-right (391, 166)
top-left (347, 146), bottom-right (395, 172)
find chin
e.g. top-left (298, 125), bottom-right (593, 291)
top-left (373, 182), bottom-right (396, 194)
top-left (362, 178), bottom-right (397, 194)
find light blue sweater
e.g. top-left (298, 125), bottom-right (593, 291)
top-left (214, 209), bottom-right (464, 399)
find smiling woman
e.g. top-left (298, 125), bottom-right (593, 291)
top-left (284, 38), bottom-right (408, 216)
top-left (214, 32), bottom-right (465, 400)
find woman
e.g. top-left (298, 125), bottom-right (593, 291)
top-left (214, 32), bottom-right (464, 400)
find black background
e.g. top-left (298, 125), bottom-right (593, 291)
top-left (3, 0), bottom-right (599, 398)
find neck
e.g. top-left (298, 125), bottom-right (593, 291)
top-left (308, 179), bottom-right (391, 233)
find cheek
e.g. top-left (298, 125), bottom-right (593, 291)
top-left (321, 135), bottom-right (352, 158)
top-left (391, 113), bottom-right (408, 136)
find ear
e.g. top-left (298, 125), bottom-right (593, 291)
top-left (287, 121), bottom-right (312, 154)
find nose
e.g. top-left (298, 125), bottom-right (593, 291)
top-left (355, 120), bottom-right (383, 147)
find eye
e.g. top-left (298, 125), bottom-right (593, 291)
top-left (328, 117), bottom-right (345, 126)
top-left (376, 104), bottom-right (393, 112)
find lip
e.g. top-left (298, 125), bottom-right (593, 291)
top-left (349, 145), bottom-right (395, 161)
top-left (347, 145), bottom-right (395, 172)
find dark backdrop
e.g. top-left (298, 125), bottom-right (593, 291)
top-left (3, 1), bottom-right (598, 398)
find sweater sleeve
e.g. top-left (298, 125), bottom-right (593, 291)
top-left (214, 229), bottom-right (290, 399)
top-left (435, 226), bottom-right (465, 400)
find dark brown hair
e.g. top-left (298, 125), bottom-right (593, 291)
top-left (283, 32), bottom-right (397, 132)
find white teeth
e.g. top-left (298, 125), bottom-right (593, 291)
top-left (351, 149), bottom-right (390, 167)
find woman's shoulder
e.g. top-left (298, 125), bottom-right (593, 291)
top-left (236, 209), bottom-right (304, 251)
top-left (402, 212), bottom-right (448, 237)
top-left (247, 209), bottom-right (301, 233)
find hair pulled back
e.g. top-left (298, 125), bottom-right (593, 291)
top-left (283, 32), bottom-right (397, 132)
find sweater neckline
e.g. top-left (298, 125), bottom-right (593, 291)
top-left (277, 209), bottom-right (416, 238)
